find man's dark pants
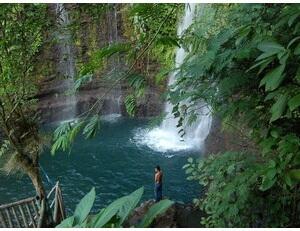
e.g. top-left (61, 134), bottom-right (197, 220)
top-left (155, 183), bottom-right (162, 202)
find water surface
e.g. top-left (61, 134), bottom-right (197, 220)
top-left (0, 117), bottom-right (202, 214)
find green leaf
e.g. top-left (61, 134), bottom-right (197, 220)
top-left (82, 115), bottom-right (100, 139)
top-left (288, 169), bottom-right (300, 181)
top-left (137, 199), bottom-right (174, 228)
top-left (74, 74), bottom-right (93, 90)
top-left (287, 36), bottom-right (300, 48)
top-left (284, 174), bottom-right (293, 187)
top-left (255, 51), bottom-right (278, 61)
top-left (288, 94), bottom-right (300, 111)
top-left (260, 176), bottom-right (276, 191)
top-left (56, 216), bottom-right (75, 228)
top-left (257, 41), bottom-right (285, 53)
top-left (92, 197), bottom-right (127, 227)
top-left (90, 187), bottom-right (144, 228)
top-left (125, 95), bottom-right (136, 117)
top-left (69, 121), bottom-right (85, 142)
top-left (259, 64), bottom-right (285, 91)
top-left (270, 129), bottom-right (280, 138)
top-left (53, 122), bottom-right (71, 140)
top-left (288, 13), bottom-right (300, 27)
top-left (294, 43), bottom-right (300, 55)
top-left (265, 167), bottom-right (276, 180)
top-left (51, 135), bottom-right (69, 155)
top-left (278, 51), bottom-right (289, 65)
top-left (74, 187), bottom-right (96, 225)
top-left (248, 56), bottom-right (274, 73)
top-left (156, 36), bottom-right (180, 47)
top-left (117, 187), bottom-right (144, 225)
top-left (270, 94), bottom-right (288, 122)
top-left (187, 157), bottom-right (193, 163)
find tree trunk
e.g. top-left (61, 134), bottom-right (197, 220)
top-left (27, 166), bottom-right (45, 199)
top-left (26, 165), bottom-right (50, 227)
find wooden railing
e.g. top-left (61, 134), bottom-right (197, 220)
top-left (0, 181), bottom-right (66, 228)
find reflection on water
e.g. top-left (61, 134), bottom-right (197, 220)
top-left (0, 118), bottom-right (201, 214)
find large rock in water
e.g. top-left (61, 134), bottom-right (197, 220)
top-left (126, 200), bottom-right (204, 228)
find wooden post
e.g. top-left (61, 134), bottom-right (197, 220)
top-left (37, 198), bottom-right (45, 228)
top-left (31, 200), bottom-right (39, 220)
top-left (5, 208), bottom-right (13, 227)
top-left (18, 205), bottom-right (28, 228)
top-left (0, 210), bottom-right (6, 227)
top-left (53, 184), bottom-right (59, 224)
top-left (25, 203), bottom-right (36, 228)
top-left (57, 184), bottom-right (66, 219)
top-left (11, 207), bottom-right (21, 228)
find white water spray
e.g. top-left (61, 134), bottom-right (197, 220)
top-left (135, 4), bottom-right (212, 153)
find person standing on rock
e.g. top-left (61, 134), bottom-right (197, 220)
top-left (154, 165), bottom-right (163, 202)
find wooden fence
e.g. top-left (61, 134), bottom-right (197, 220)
top-left (0, 181), bottom-right (66, 228)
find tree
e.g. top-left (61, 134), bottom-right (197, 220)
top-left (0, 4), bottom-right (50, 226)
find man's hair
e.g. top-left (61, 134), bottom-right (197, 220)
top-left (156, 165), bottom-right (161, 171)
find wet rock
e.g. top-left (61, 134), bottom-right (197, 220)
top-left (204, 116), bottom-right (258, 155)
top-left (37, 77), bottom-right (164, 123)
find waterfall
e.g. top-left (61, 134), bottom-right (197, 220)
top-left (104, 4), bottom-right (122, 117)
top-left (55, 3), bottom-right (77, 122)
top-left (134, 4), bottom-right (212, 153)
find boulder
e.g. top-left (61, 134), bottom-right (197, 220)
top-left (126, 200), bottom-right (204, 228)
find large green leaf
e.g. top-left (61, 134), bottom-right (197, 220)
top-left (73, 187), bottom-right (96, 225)
top-left (270, 94), bottom-right (288, 122)
top-left (257, 41), bottom-right (285, 53)
top-left (259, 64), bottom-right (285, 91)
top-left (288, 94), bottom-right (300, 111)
top-left (56, 216), bottom-right (75, 228)
top-left (91, 195), bottom-right (129, 227)
top-left (137, 199), bottom-right (174, 228)
top-left (255, 51), bottom-right (278, 61)
top-left (87, 188), bottom-right (143, 228)
top-left (288, 12), bottom-right (300, 27)
top-left (248, 56), bottom-right (274, 73)
top-left (117, 187), bottom-right (144, 225)
top-left (287, 36), bottom-right (300, 48)
top-left (295, 43), bottom-right (300, 55)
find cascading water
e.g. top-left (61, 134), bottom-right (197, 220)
top-left (104, 4), bottom-right (122, 118)
top-left (135, 4), bottom-right (212, 153)
top-left (55, 3), bottom-right (77, 122)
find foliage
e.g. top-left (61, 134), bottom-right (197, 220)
top-left (0, 4), bottom-right (51, 226)
top-left (0, 4), bottom-right (48, 175)
top-left (125, 3), bottom-right (183, 69)
top-left (178, 3), bottom-right (300, 227)
top-left (51, 115), bottom-right (100, 155)
top-left (56, 187), bottom-right (174, 228)
top-left (184, 152), bottom-right (296, 227)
